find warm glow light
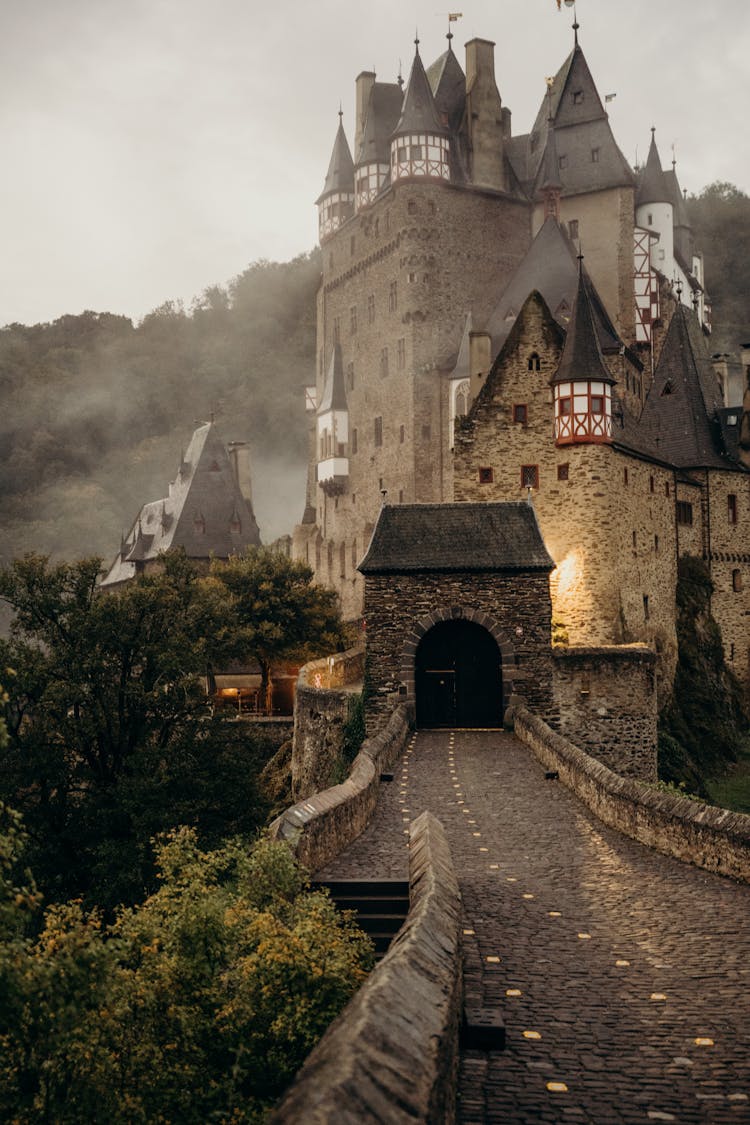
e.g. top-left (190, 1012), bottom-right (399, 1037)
top-left (551, 550), bottom-right (579, 596)
top-left (523, 1030), bottom-right (542, 1040)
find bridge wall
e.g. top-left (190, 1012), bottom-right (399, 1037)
top-left (291, 645), bottom-right (365, 800)
top-left (509, 702), bottom-right (750, 882)
top-left (552, 645), bottom-right (657, 780)
top-left (269, 812), bottom-right (463, 1125)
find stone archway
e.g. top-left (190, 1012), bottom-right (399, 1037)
top-left (415, 619), bottom-right (502, 727)
top-left (400, 606), bottom-right (518, 725)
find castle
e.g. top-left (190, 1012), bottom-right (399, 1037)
top-left (291, 21), bottom-right (750, 695)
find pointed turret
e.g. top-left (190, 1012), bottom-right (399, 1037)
top-left (538, 91), bottom-right (562, 221)
top-left (426, 35), bottom-right (466, 131)
top-left (317, 344), bottom-right (349, 495)
top-left (551, 262), bottom-right (615, 446)
top-left (390, 40), bottom-right (450, 183)
top-left (316, 114), bottom-right (355, 241)
top-left (636, 130), bottom-right (670, 208)
top-left (354, 81), bottom-right (402, 210)
top-left (635, 129), bottom-right (675, 286)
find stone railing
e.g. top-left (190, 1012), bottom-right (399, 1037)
top-left (270, 703), bottom-right (412, 872)
top-left (298, 644), bottom-right (365, 691)
top-left (269, 811), bottom-right (463, 1124)
top-left (508, 700), bottom-right (750, 883)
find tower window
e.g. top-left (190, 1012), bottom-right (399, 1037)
top-left (374, 417), bottom-right (383, 447)
top-left (732, 569), bottom-right (742, 592)
top-left (557, 463), bottom-right (569, 481)
top-left (643, 594), bottom-right (650, 621)
top-left (351, 428), bottom-right (358, 454)
top-left (665, 481), bottom-right (670, 497)
top-left (558, 155), bottom-right (568, 170)
top-left (350, 306), bottom-right (357, 335)
top-left (389, 281), bottom-right (398, 312)
top-left (513, 403), bottom-right (528, 425)
top-left (367, 294), bottom-right (375, 324)
top-left (568, 219), bottom-right (579, 240)
top-left (654, 535), bottom-right (659, 553)
top-left (397, 338), bottom-right (406, 369)
top-left (478, 466), bottom-right (494, 484)
top-left (333, 316), bottom-right (341, 344)
top-left (346, 362), bottom-right (354, 390)
top-left (591, 147), bottom-right (600, 163)
top-left (649, 475), bottom-right (655, 493)
top-left (421, 424), bottom-right (431, 440)
top-left (572, 90), bottom-right (584, 105)
top-left (521, 464), bottom-right (539, 490)
top-left (380, 347), bottom-right (389, 377)
top-left (676, 501), bottom-right (693, 526)
top-left (528, 352), bottom-right (541, 372)
top-left (399, 424), bottom-right (405, 443)
top-left (728, 494), bottom-right (738, 524)
top-left (624, 467), bottom-right (629, 485)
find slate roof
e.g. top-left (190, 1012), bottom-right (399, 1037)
top-left (316, 117), bottom-right (354, 204)
top-left (358, 502), bottom-right (554, 573)
top-left (426, 43), bottom-right (466, 130)
top-left (508, 44), bottom-right (634, 200)
top-left (636, 131), bottom-right (670, 207)
top-left (393, 46), bottom-right (447, 137)
top-left (356, 82), bottom-right (403, 165)
top-left (318, 343), bottom-right (348, 413)
top-left (552, 265), bottom-right (615, 387)
top-left (635, 305), bottom-right (741, 470)
top-left (486, 216), bottom-right (621, 355)
top-left (100, 423), bottom-right (261, 587)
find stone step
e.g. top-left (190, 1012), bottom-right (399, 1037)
top-left (314, 879), bottom-right (410, 960)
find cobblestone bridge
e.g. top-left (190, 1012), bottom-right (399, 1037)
top-left (317, 730), bottom-right (750, 1124)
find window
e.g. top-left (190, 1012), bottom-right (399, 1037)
top-left (389, 281), bottom-right (398, 312)
top-left (350, 236), bottom-right (356, 256)
top-left (632, 530), bottom-right (637, 549)
top-left (421, 424), bottom-right (431, 440)
top-left (665, 481), bottom-right (670, 497)
top-left (380, 347), bottom-right (389, 378)
top-left (513, 403), bottom-right (528, 425)
top-left (624, 467), bottom-right (629, 485)
top-left (647, 212), bottom-right (653, 227)
top-left (333, 316), bottom-right (341, 344)
top-left (649, 475), bottom-right (655, 494)
top-left (528, 352), bottom-right (541, 372)
top-left (374, 416), bottom-right (383, 447)
top-left (654, 535), bottom-right (659, 553)
top-left (591, 147), bottom-right (600, 163)
top-left (559, 155), bottom-right (568, 170)
top-left (557, 463), bottom-right (569, 481)
top-left (643, 594), bottom-right (650, 621)
top-left (351, 542), bottom-right (358, 568)
top-left (351, 428), bottom-right (358, 454)
top-left (728, 494), bottom-right (738, 524)
top-left (591, 395), bottom-right (604, 415)
top-left (398, 490), bottom-right (404, 503)
top-left (479, 466), bottom-right (494, 484)
top-left (350, 305), bottom-right (357, 335)
top-left (572, 90), bottom-right (584, 105)
top-left (397, 337), bottom-right (406, 369)
top-left (521, 464), bottom-right (539, 490)
top-left (733, 569), bottom-right (743, 592)
top-left (346, 362), bottom-right (354, 390)
top-left (676, 501), bottom-right (693, 526)
top-left (408, 200), bottom-right (417, 214)
top-left (367, 294), bottom-right (375, 324)
top-left (399, 424), bottom-right (405, 444)
top-left (568, 219), bottom-right (579, 240)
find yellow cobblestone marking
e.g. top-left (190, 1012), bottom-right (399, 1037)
top-left (489, 863), bottom-right (499, 869)
top-left (479, 847), bottom-right (489, 852)
top-left (472, 832), bottom-right (481, 837)
top-left (486, 956), bottom-right (501, 963)
top-left (506, 989), bottom-right (522, 997)
top-left (548, 911), bottom-right (562, 917)
top-left (506, 877), bottom-right (517, 883)
top-left (523, 893), bottom-right (534, 900)
top-left (547, 1082), bottom-right (568, 1092)
top-left (615, 959), bottom-right (630, 966)
top-left (694, 1037), bottom-right (715, 1046)
top-left (463, 928), bottom-right (475, 935)
top-left (462, 808), bottom-right (471, 814)
top-left (650, 993), bottom-right (667, 1001)
top-left (523, 1030), bottom-right (542, 1040)
top-left (577, 933), bottom-right (592, 940)
top-left (468, 819), bottom-right (477, 824)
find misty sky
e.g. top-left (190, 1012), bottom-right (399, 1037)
top-left (2, 0), bottom-right (748, 328)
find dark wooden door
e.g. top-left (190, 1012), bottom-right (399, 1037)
top-left (415, 620), bottom-right (502, 728)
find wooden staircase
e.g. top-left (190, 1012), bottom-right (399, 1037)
top-left (315, 878), bottom-right (410, 960)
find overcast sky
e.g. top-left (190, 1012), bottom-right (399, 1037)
top-left (2, 0), bottom-right (748, 328)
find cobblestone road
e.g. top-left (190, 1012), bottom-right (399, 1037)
top-left (317, 729), bottom-right (750, 1124)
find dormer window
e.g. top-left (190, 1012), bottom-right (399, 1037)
top-left (572, 90), bottom-right (584, 105)
top-left (528, 352), bottom-right (541, 372)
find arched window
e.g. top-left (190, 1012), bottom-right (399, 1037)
top-left (732, 569), bottom-right (743, 592)
top-left (528, 352), bottom-right (541, 372)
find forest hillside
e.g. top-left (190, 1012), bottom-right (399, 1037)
top-left (0, 184), bottom-right (748, 571)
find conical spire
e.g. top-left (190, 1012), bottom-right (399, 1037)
top-left (426, 35), bottom-right (466, 130)
top-left (552, 260), bottom-right (615, 387)
top-left (316, 113), bottom-right (355, 204)
top-left (392, 43), bottom-right (447, 137)
top-left (636, 128), bottom-right (670, 207)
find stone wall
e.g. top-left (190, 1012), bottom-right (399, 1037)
top-left (270, 704), bottom-right (412, 873)
top-left (291, 647), bottom-right (365, 800)
top-left (269, 812), bottom-right (463, 1125)
top-left (363, 570), bottom-right (555, 731)
top-left (705, 469), bottom-right (750, 686)
top-left (509, 702), bottom-right (750, 882)
top-left (552, 645), bottom-right (657, 780)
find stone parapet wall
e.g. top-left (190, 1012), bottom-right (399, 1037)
top-left (509, 702), bottom-right (750, 882)
top-left (291, 646), bottom-right (365, 800)
top-left (270, 704), bottom-right (412, 873)
top-left (269, 811), bottom-right (463, 1124)
top-left (552, 645), bottom-right (657, 780)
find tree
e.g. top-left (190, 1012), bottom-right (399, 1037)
top-left (0, 828), bottom-right (373, 1124)
top-left (208, 548), bottom-right (345, 711)
top-left (0, 552), bottom-right (271, 908)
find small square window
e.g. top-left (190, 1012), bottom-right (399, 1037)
top-left (521, 465), bottom-right (539, 490)
top-left (573, 90), bottom-right (584, 105)
top-left (557, 463), bottom-right (569, 481)
top-left (399, 424), bottom-right (405, 444)
top-left (421, 424), bottom-right (431, 440)
top-left (568, 219), bottom-right (579, 240)
top-left (513, 403), bottom-right (528, 425)
top-left (728, 493), bottom-right (738, 524)
top-left (649, 475), bottom-right (655, 493)
top-left (591, 147), bottom-right (600, 163)
top-left (479, 466), bottom-right (494, 484)
top-left (374, 417), bottom-right (383, 447)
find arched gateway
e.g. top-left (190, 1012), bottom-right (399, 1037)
top-left (358, 502), bottom-right (556, 733)
top-left (415, 619), bottom-right (502, 728)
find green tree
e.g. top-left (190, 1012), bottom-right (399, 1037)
top-left (688, 182), bottom-right (750, 354)
top-left (208, 548), bottom-right (344, 710)
top-left (0, 829), bottom-right (373, 1124)
top-left (0, 552), bottom-right (270, 908)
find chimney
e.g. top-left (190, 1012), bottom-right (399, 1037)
top-left (469, 331), bottom-right (492, 401)
top-left (355, 71), bottom-right (376, 162)
top-left (711, 353), bottom-right (730, 405)
top-left (465, 39), bottom-right (506, 191)
top-left (227, 442), bottom-right (254, 507)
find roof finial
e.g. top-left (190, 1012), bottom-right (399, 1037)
top-left (414, 28), bottom-right (420, 53)
top-left (651, 125), bottom-right (656, 139)
top-left (447, 11), bottom-right (462, 45)
top-left (397, 60), bottom-right (404, 89)
top-left (338, 102), bottom-right (343, 123)
top-left (671, 141), bottom-right (676, 170)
